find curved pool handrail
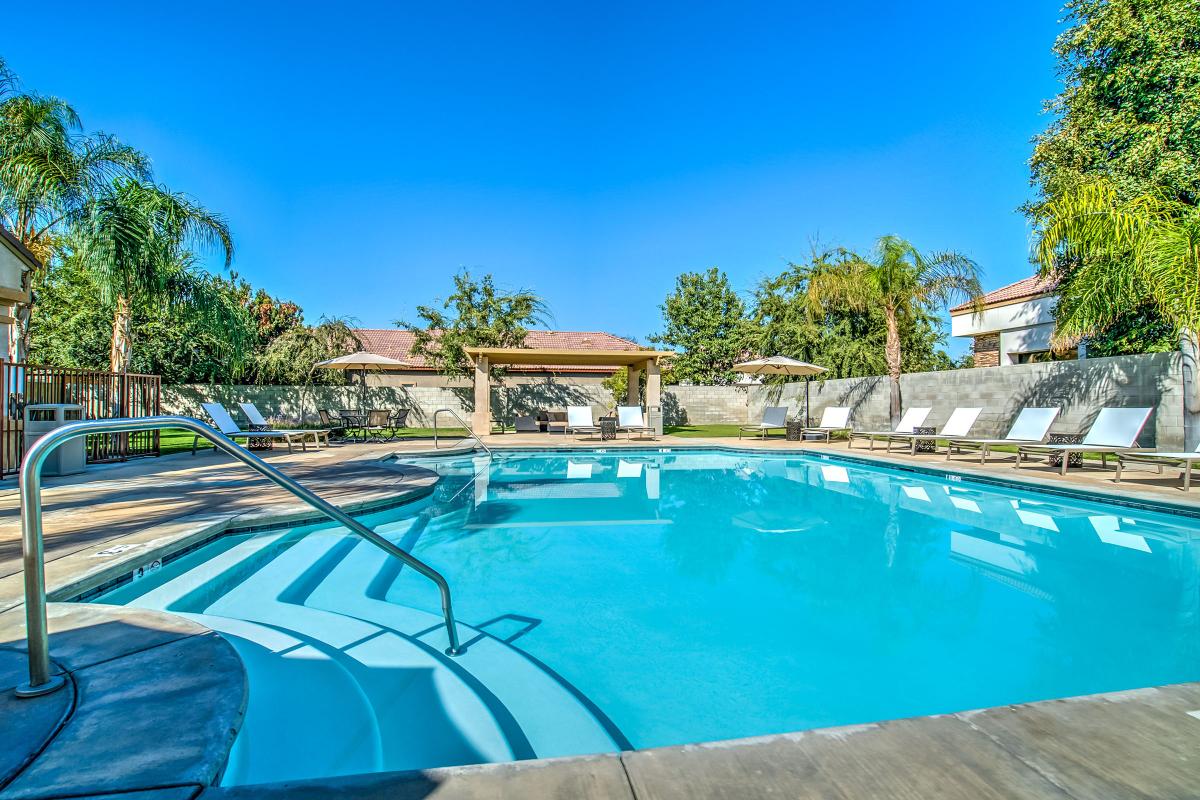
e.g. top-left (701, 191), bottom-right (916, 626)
top-left (433, 408), bottom-right (492, 454)
top-left (16, 414), bottom-right (463, 699)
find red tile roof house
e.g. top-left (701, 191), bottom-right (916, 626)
top-left (353, 329), bottom-right (642, 388)
top-left (948, 275), bottom-right (1082, 367)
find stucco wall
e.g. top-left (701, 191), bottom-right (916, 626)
top-left (951, 296), bottom-right (1057, 337)
top-left (664, 352), bottom-right (1185, 448)
top-left (0, 244), bottom-right (26, 296)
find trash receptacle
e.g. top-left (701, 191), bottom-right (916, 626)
top-left (648, 407), bottom-right (664, 437)
top-left (24, 404), bottom-right (86, 476)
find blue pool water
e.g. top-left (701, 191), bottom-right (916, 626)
top-left (94, 449), bottom-right (1200, 784)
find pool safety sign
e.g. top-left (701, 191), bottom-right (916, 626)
top-left (132, 559), bottom-right (162, 581)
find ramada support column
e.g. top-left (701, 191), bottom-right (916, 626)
top-left (644, 358), bottom-right (662, 423)
top-left (472, 355), bottom-right (490, 435)
top-left (626, 365), bottom-right (642, 407)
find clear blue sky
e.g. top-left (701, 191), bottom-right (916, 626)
top-left (4, 1), bottom-right (1063, 357)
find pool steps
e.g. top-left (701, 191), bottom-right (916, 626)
top-left (120, 517), bottom-right (620, 785)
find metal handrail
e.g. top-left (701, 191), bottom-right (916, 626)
top-left (433, 408), bottom-right (492, 453)
top-left (16, 415), bottom-right (463, 699)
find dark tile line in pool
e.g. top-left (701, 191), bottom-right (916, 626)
top-left (412, 444), bottom-right (1200, 520)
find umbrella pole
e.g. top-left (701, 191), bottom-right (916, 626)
top-left (805, 378), bottom-right (811, 425)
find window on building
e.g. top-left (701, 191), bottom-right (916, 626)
top-left (1011, 349), bottom-right (1078, 364)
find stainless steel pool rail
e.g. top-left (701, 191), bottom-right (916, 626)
top-left (432, 408), bottom-right (491, 454)
top-left (15, 415), bottom-right (463, 699)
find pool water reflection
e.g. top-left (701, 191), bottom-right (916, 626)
top-left (378, 450), bottom-right (1200, 749)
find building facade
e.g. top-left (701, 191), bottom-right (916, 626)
top-left (0, 227), bottom-right (35, 363)
top-left (950, 275), bottom-right (1082, 367)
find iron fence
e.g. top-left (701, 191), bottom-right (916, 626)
top-left (0, 363), bottom-right (162, 475)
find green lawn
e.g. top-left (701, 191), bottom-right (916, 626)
top-left (158, 426), bottom-right (471, 456)
top-left (665, 424), bottom-right (745, 438)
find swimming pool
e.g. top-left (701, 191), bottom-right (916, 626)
top-left (93, 448), bottom-right (1200, 785)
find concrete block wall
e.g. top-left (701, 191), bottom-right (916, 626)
top-left (666, 352), bottom-right (1185, 448)
top-left (163, 377), bottom-right (614, 428)
top-left (661, 384), bottom-right (750, 425)
top-left (167, 352), bottom-right (1185, 448)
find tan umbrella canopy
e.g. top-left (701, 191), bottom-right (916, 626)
top-left (314, 352), bottom-right (408, 407)
top-left (314, 352), bottom-right (408, 371)
top-left (732, 356), bottom-right (827, 377)
top-left (733, 356), bottom-right (828, 422)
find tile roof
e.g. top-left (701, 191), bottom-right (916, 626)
top-left (950, 274), bottom-right (1059, 313)
top-left (353, 329), bottom-right (642, 373)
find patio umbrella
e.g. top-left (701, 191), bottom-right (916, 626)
top-left (314, 352), bottom-right (407, 408)
top-left (733, 356), bottom-right (828, 423)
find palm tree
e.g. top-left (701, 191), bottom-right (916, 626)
top-left (77, 178), bottom-right (237, 373)
top-left (806, 236), bottom-right (982, 421)
top-left (1035, 179), bottom-right (1200, 441)
top-left (0, 58), bottom-right (148, 357)
top-left (1034, 178), bottom-right (1200, 346)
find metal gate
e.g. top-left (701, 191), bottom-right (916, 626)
top-left (0, 363), bottom-right (162, 476)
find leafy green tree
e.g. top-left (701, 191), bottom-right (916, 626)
top-left (256, 317), bottom-right (363, 421)
top-left (26, 249), bottom-right (110, 368)
top-left (1029, 0), bottom-right (1200, 207)
top-left (76, 178), bottom-right (242, 373)
top-left (0, 57), bottom-right (148, 357)
top-left (399, 270), bottom-right (548, 380)
top-left (805, 236), bottom-right (981, 420)
top-left (27, 251), bottom-right (263, 383)
top-left (649, 268), bottom-right (748, 385)
top-left (257, 316), bottom-right (363, 386)
top-left (1028, 0), bottom-right (1200, 353)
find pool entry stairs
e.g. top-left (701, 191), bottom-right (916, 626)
top-left (105, 510), bottom-right (620, 786)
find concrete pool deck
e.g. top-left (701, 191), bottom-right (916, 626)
top-left (2, 433), bottom-right (1199, 798)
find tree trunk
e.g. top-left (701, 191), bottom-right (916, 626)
top-left (884, 306), bottom-right (902, 424)
top-left (110, 295), bottom-right (133, 374)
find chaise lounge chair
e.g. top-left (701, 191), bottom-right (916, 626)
top-left (617, 406), bottom-right (657, 440)
top-left (945, 407), bottom-right (1061, 464)
top-left (566, 406), bottom-right (601, 439)
top-left (739, 406), bottom-right (789, 440)
top-left (801, 407), bottom-right (852, 441)
top-left (240, 402), bottom-right (330, 448)
top-left (848, 407), bottom-right (932, 450)
top-left (195, 403), bottom-right (322, 455)
top-left (1115, 440), bottom-right (1200, 490)
top-left (886, 407), bottom-right (982, 456)
top-left (1015, 407), bottom-right (1152, 475)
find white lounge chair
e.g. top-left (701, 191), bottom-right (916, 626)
top-left (945, 407), bottom-right (1061, 464)
top-left (1116, 440), bottom-right (1200, 490)
top-left (886, 408), bottom-right (982, 455)
top-left (801, 407), bottom-right (852, 441)
top-left (617, 406), bottom-right (656, 440)
top-left (1016, 407), bottom-right (1152, 475)
top-left (195, 402), bottom-right (320, 455)
top-left (566, 406), bottom-right (601, 439)
top-left (739, 406), bottom-right (789, 440)
top-left (848, 407), bottom-right (932, 450)
top-left (239, 402), bottom-right (330, 448)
